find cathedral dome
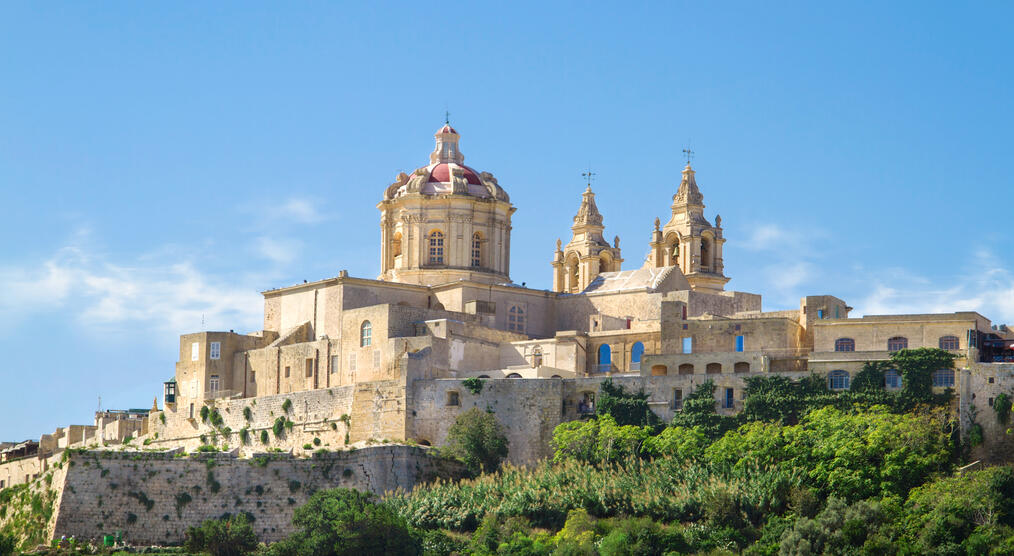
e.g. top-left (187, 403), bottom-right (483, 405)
top-left (384, 124), bottom-right (509, 202)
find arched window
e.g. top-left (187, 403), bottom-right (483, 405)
top-left (599, 253), bottom-right (612, 273)
top-left (828, 370), bottom-right (850, 390)
top-left (471, 233), bottom-right (482, 268)
top-left (700, 238), bottom-right (710, 270)
top-left (508, 304), bottom-right (526, 333)
top-left (597, 344), bottom-right (611, 372)
top-left (630, 342), bottom-right (645, 371)
top-left (428, 231), bottom-right (444, 264)
top-left (532, 347), bottom-right (543, 367)
top-left (360, 321), bottom-right (372, 347)
top-left (887, 336), bottom-right (908, 352)
top-left (834, 338), bottom-right (855, 352)
top-left (706, 362), bottom-right (722, 374)
top-left (678, 364), bottom-right (694, 375)
top-left (734, 362), bottom-right (750, 373)
top-left (651, 365), bottom-right (668, 376)
top-left (565, 256), bottom-right (580, 292)
top-left (663, 234), bottom-right (679, 266)
top-left (939, 336), bottom-right (960, 350)
top-left (884, 369), bottom-right (902, 389)
top-left (506, 373), bottom-right (522, 378)
top-left (932, 369), bottom-right (955, 387)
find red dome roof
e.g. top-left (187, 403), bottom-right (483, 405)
top-left (427, 162), bottom-right (482, 185)
top-left (437, 124), bottom-right (458, 134)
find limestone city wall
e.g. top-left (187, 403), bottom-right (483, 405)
top-left (46, 446), bottom-right (461, 546)
top-left (150, 387), bottom-right (360, 457)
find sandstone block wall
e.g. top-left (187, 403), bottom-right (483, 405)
top-left (48, 446), bottom-right (460, 546)
top-left (150, 387), bottom-right (359, 457)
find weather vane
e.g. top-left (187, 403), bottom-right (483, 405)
top-left (682, 146), bottom-right (694, 165)
top-left (582, 168), bottom-right (596, 188)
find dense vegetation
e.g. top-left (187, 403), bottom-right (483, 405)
top-left (184, 513), bottom-right (258, 556)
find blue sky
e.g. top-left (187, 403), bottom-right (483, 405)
top-left (1, 2), bottom-right (1012, 441)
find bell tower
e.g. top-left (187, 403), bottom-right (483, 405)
top-left (552, 184), bottom-right (622, 293)
top-left (649, 163), bottom-right (729, 293)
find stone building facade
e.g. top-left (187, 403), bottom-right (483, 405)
top-left (4, 122), bottom-right (1014, 491)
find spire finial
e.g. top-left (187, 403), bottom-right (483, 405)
top-left (682, 146), bottom-right (694, 166)
top-left (582, 168), bottom-right (596, 189)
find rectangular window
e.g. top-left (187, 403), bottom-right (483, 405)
top-left (735, 335), bottom-right (744, 352)
top-left (305, 358), bottom-right (314, 378)
top-left (189, 404), bottom-right (194, 419)
top-left (191, 342), bottom-right (199, 361)
top-left (508, 304), bottom-right (526, 333)
top-left (349, 353), bottom-right (357, 371)
top-left (209, 375), bottom-right (220, 392)
top-left (682, 337), bottom-right (692, 354)
top-left (673, 388), bottom-right (683, 411)
top-left (284, 366), bottom-right (290, 378)
top-left (331, 355), bottom-right (339, 374)
top-left (834, 306), bottom-right (840, 319)
top-left (817, 309), bottom-right (825, 319)
top-left (373, 350), bottom-right (381, 369)
top-left (210, 341), bottom-right (221, 360)
top-left (724, 388), bottom-right (734, 409)
top-left (447, 391), bottom-right (460, 406)
top-left (250, 371), bottom-right (256, 383)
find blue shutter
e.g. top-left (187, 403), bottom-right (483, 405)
top-left (735, 335), bottom-right (744, 352)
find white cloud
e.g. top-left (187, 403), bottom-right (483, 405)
top-left (255, 236), bottom-right (301, 265)
top-left (742, 224), bottom-right (791, 251)
top-left (0, 245), bottom-right (263, 337)
top-left (853, 251), bottom-right (1014, 324)
top-left (280, 198), bottom-right (325, 224)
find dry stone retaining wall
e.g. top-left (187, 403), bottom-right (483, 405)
top-left (46, 445), bottom-right (459, 546)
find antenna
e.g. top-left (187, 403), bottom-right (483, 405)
top-left (97, 396), bottom-right (102, 412)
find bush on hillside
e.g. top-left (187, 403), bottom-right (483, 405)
top-left (266, 488), bottom-right (420, 556)
top-left (596, 379), bottom-right (661, 427)
top-left (0, 532), bottom-right (15, 556)
top-left (183, 513), bottom-right (257, 556)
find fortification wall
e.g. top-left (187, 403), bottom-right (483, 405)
top-left (0, 455), bottom-right (67, 549)
top-left (962, 362), bottom-right (1014, 463)
top-left (149, 387), bottom-right (358, 456)
top-left (45, 446), bottom-right (460, 546)
top-left (410, 378), bottom-right (566, 463)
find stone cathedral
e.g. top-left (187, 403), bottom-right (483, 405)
top-left (6, 123), bottom-right (1014, 489)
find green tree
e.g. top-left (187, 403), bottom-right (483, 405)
top-left (595, 415), bottom-right (652, 464)
top-left (596, 380), bottom-right (660, 426)
top-left (670, 380), bottom-right (737, 439)
top-left (445, 407), bottom-right (509, 475)
top-left (551, 419), bottom-right (599, 464)
top-left (183, 513), bottom-right (258, 556)
top-left (268, 489), bottom-right (421, 556)
top-left (640, 425), bottom-right (707, 460)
